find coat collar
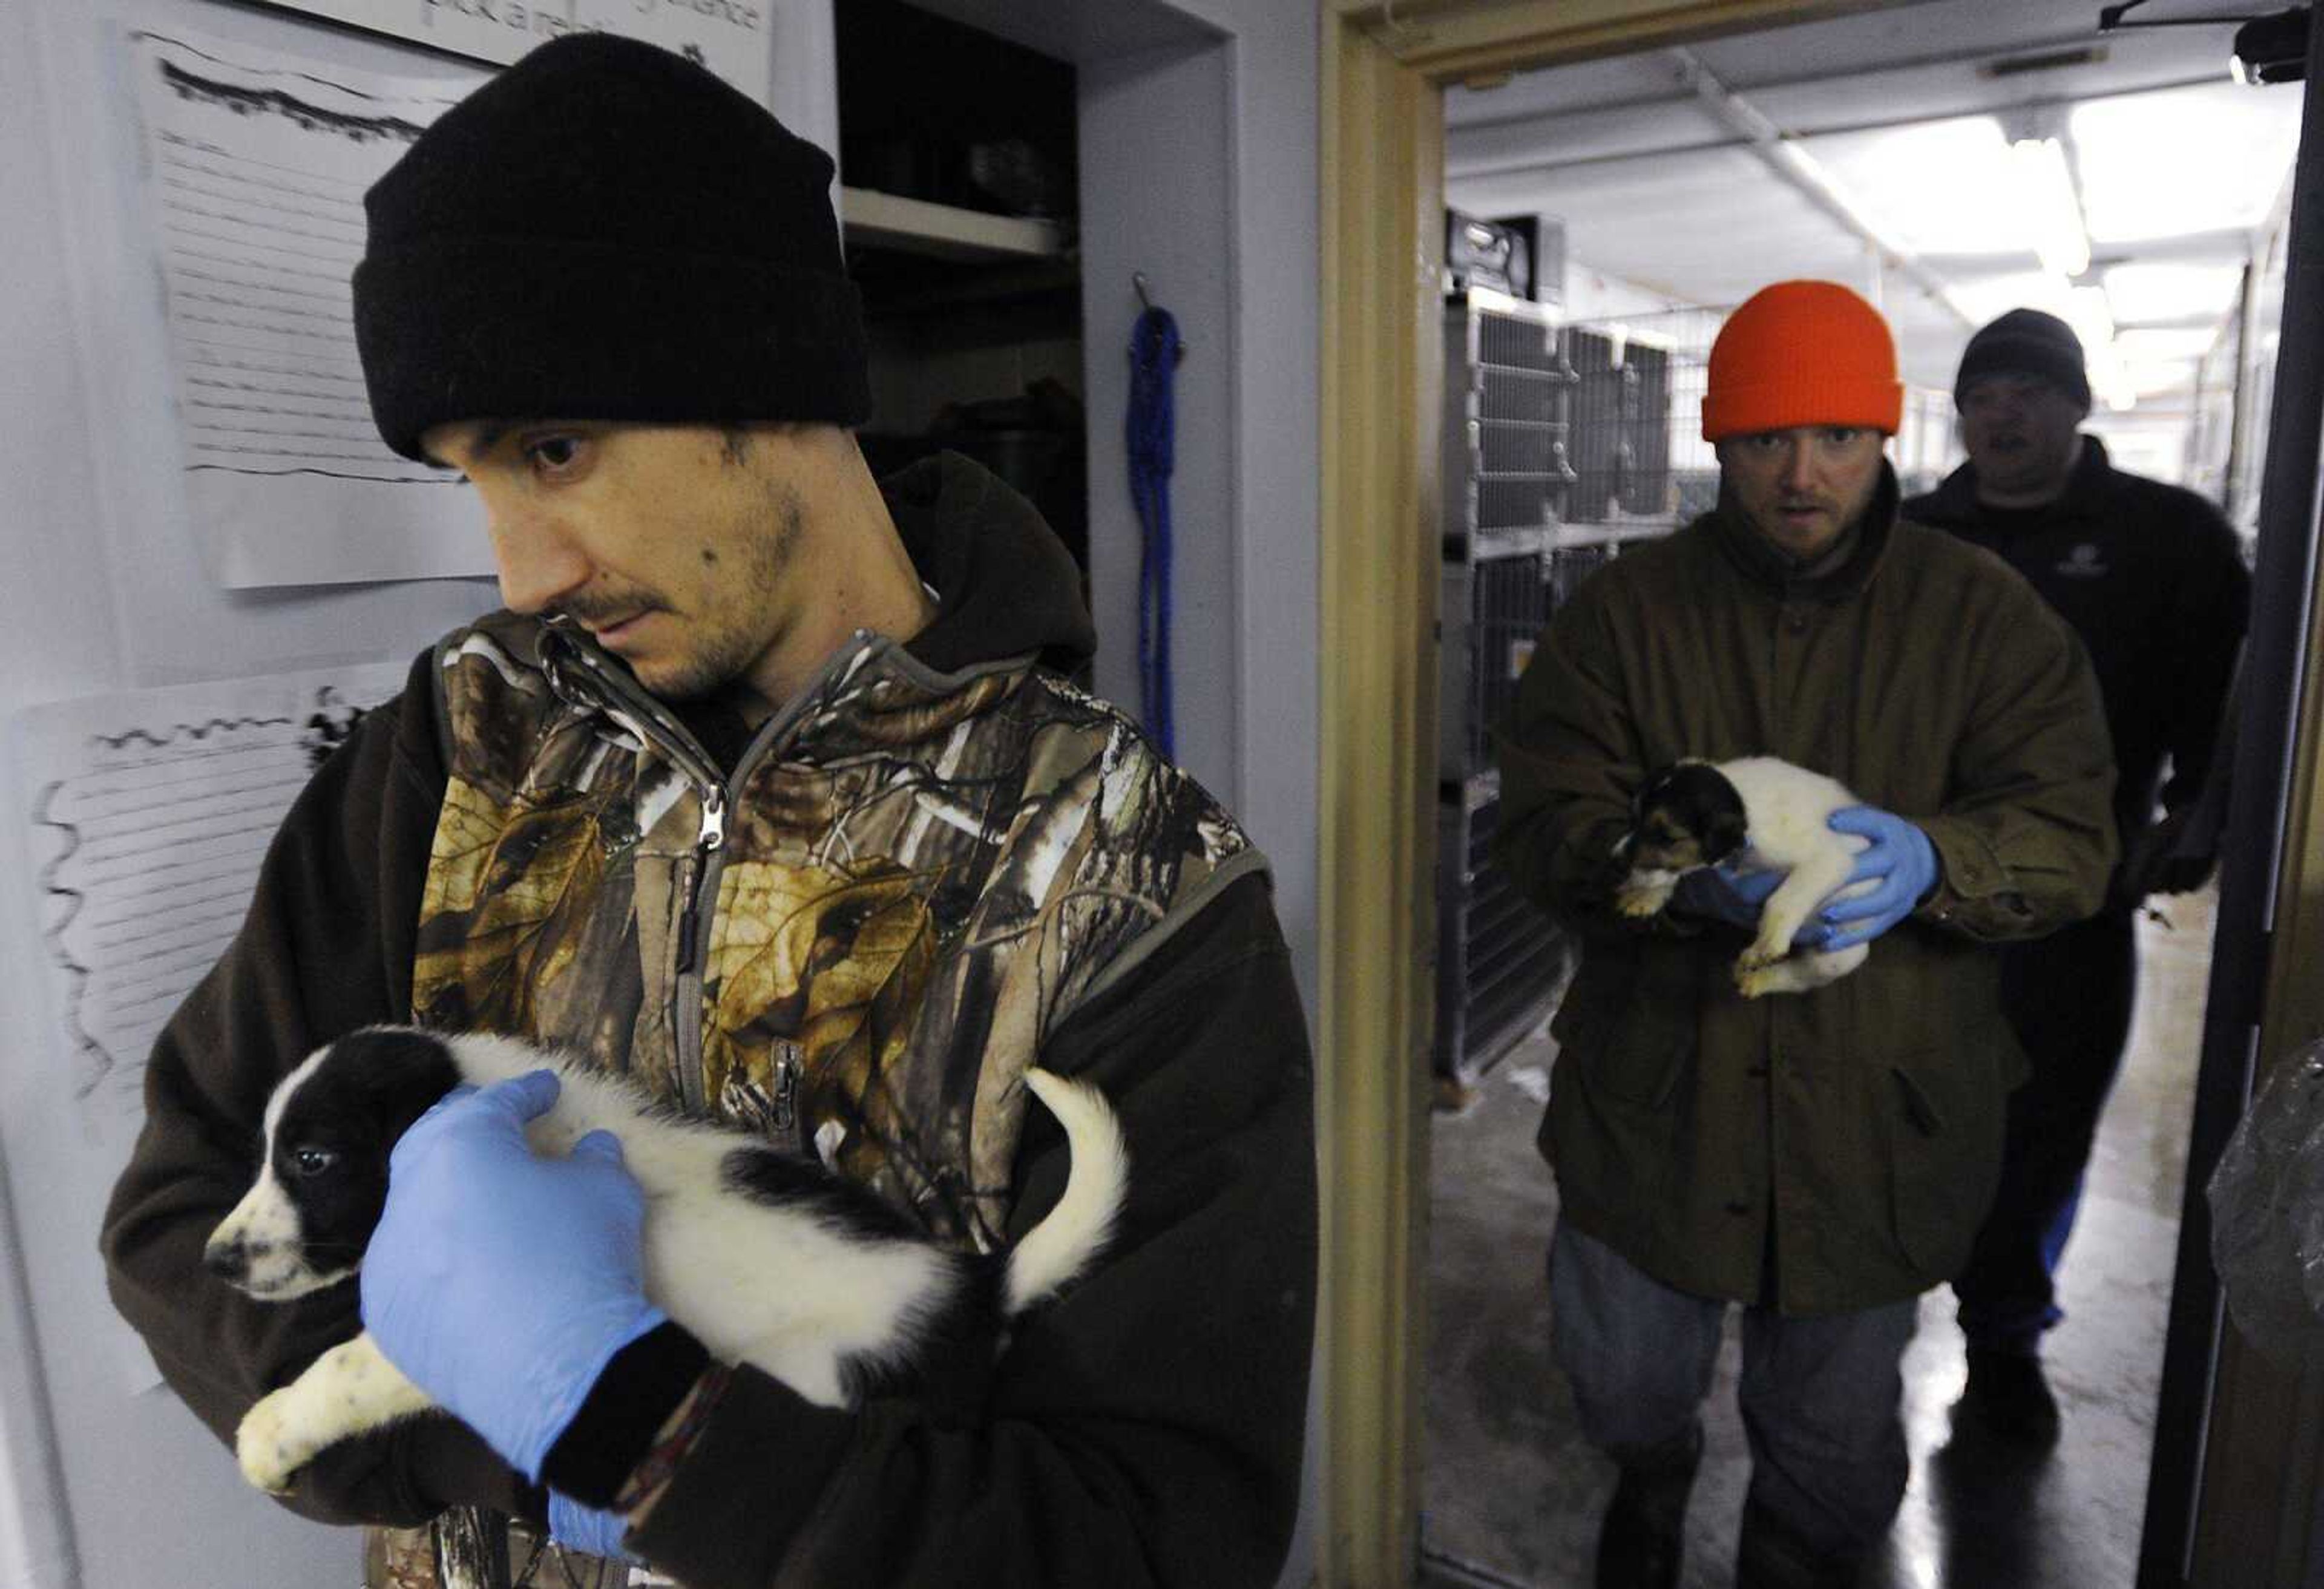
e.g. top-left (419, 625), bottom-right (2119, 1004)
top-left (1705, 460), bottom-right (1900, 603)
top-left (1917, 434), bottom-right (2113, 529)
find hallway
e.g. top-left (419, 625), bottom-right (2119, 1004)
top-left (1419, 889), bottom-right (2216, 1588)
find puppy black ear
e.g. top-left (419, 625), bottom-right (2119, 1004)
top-left (332, 1027), bottom-right (464, 1136)
top-left (1630, 765), bottom-right (1675, 818)
top-left (1705, 808), bottom-right (1750, 863)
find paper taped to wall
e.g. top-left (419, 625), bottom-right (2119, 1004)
top-left (13, 662), bottom-right (411, 1162)
top-left (250, 0), bottom-right (778, 107)
top-left (125, 28), bottom-right (494, 586)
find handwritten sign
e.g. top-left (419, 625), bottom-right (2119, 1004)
top-left (257, 0), bottom-right (778, 107)
top-left (127, 31), bottom-right (497, 586)
top-left (15, 663), bottom-right (412, 1153)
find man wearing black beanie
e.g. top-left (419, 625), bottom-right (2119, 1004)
top-left (1905, 307), bottom-right (2248, 1446)
top-left (102, 34), bottom-right (1316, 1589)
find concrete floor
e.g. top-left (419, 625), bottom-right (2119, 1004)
top-left (1419, 890), bottom-right (2216, 1588)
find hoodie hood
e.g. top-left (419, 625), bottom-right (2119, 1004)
top-left (884, 452), bottom-right (1096, 680)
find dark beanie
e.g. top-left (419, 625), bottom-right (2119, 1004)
top-left (1954, 308), bottom-right (2092, 411)
top-left (353, 34), bottom-right (870, 461)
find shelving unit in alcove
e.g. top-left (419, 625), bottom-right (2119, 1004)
top-left (838, 186), bottom-right (1065, 264)
top-left (834, 0), bottom-right (1089, 593)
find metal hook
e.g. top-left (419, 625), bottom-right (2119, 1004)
top-left (1131, 272), bottom-right (1187, 361)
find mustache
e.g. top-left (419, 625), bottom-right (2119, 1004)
top-left (550, 592), bottom-right (666, 628)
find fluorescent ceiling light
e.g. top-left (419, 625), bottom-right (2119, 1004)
top-left (2008, 136), bottom-right (2090, 280)
top-left (2103, 263), bottom-right (2245, 326)
top-left (1947, 277), bottom-right (2110, 350)
top-left (2118, 359), bottom-right (2201, 399)
top-left (2114, 327), bottom-right (2221, 363)
top-left (1813, 117), bottom-right (2092, 278)
top-left (1949, 272), bottom-right (2066, 327)
top-left (2072, 84), bottom-right (2302, 244)
top-left (1809, 116), bottom-right (2023, 255)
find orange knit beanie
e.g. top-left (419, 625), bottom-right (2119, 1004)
top-left (1700, 280), bottom-right (1903, 442)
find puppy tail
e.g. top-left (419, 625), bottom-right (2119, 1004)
top-left (1003, 1070), bottom-right (1129, 1315)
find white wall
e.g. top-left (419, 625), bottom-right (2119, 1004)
top-left (940, 0), bottom-right (1322, 1006)
top-left (1080, 43), bottom-right (1238, 807)
top-left (1563, 257), bottom-right (1700, 322)
top-left (1072, 10), bottom-right (1322, 1582)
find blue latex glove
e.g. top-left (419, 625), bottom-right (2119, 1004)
top-left (361, 1072), bottom-right (666, 1482)
top-left (1817, 807), bottom-right (1940, 951)
top-left (548, 1490), bottom-right (635, 1562)
top-left (1671, 862), bottom-right (1780, 929)
top-left (1675, 865), bottom-right (1836, 948)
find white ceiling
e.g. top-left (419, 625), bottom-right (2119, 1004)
top-left (1443, 0), bottom-right (2305, 399)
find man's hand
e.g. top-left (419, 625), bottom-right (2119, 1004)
top-left (1817, 807), bottom-right (1939, 951)
top-left (360, 1072), bottom-right (665, 1481)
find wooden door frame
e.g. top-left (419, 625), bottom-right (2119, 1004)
top-left (1314, 3), bottom-right (2324, 1584)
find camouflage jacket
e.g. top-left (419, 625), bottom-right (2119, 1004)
top-left (416, 601), bottom-right (1263, 1248)
top-left (103, 457), bottom-right (1317, 1589)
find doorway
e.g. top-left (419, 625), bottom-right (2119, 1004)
top-left (1316, 2), bottom-right (2324, 1585)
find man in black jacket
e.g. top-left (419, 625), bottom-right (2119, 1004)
top-left (100, 34), bottom-right (1316, 1589)
top-left (1906, 307), bottom-right (2249, 1442)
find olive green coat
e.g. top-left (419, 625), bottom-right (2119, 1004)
top-left (1494, 471), bottom-right (2117, 1313)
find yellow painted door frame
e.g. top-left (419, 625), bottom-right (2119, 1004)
top-left (1315, 2), bottom-right (2324, 1584)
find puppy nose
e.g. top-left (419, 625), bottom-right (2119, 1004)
top-left (203, 1240), bottom-right (247, 1282)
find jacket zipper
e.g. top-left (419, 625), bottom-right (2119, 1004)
top-left (770, 1053), bottom-right (799, 1141)
top-left (545, 623), bottom-right (887, 1121)
top-left (672, 784), bottom-right (726, 1113)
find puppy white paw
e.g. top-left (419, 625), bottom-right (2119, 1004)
top-left (237, 1388), bottom-right (304, 1495)
top-left (1615, 878), bottom-right (1675, 919)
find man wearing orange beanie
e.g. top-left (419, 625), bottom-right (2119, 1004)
top-left (1495, 281), bottom-right (2116, 1588)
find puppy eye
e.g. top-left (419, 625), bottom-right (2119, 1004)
top-left (291, 1147), bottom-right (337, 1177)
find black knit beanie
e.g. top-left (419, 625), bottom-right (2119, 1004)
top-left (353, 34), bottom-right (870, 461)
top-left (1954, 307), bottom-right (2092, 412)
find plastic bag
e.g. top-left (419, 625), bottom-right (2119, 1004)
top-left (2208, 1038), bottom-right (2324, 1368)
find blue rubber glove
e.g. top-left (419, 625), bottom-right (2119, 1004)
top-left (548, 1490), bottom-right (635, 1562)
top-left (1671, 862), bottom-right (1781, 929)
top-left (1817, 807), bottom-right (1940, 951)
top-left (1674, 864), bottom-right (1836, 948)
top-left (360, 1072), bottom-right (666, 1482)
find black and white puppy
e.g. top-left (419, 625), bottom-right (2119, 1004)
top-left (204, 1026), bottom-right (1126, 1494)
top-left (1612, 756), bottom-right (1874, 998)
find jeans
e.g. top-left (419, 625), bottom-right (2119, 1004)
top-left (1952, 910), bottom-right (2139, 1354)
top-left (1548, 1219), bottom-right (1919, 1562)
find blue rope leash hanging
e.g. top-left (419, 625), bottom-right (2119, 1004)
top-left (1127, 296), bottom-right (1181, 759)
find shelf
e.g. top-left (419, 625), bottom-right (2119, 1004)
top-left (1552, 518), bottom-right (1678, 548)
top-left (838, 186), bottom-right (1066, 264)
